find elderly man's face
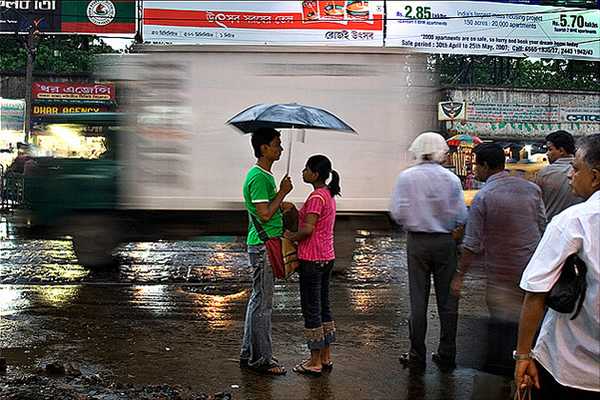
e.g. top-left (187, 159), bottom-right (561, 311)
top-left (567, 149), bottom-right (599, 200)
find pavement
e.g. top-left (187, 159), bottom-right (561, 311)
top-left (0, 214), bottom-right (517, 399)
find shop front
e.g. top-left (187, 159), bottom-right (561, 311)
top-left (30, 82), bottom-right (115, 159)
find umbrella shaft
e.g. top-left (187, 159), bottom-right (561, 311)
top-left (286, 128), bottom-right (294, 175)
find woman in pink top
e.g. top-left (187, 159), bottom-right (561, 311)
top-left (287, 155), bottom-right (340, 376)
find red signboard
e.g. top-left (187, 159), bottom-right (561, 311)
top-left (33, 82), bottom-right (115, 102)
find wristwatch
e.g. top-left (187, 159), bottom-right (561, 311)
top-left (512, 350), bottom-right (533, 360)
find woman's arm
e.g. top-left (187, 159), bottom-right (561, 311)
top-left (287, 213), bottom-right (318, 242)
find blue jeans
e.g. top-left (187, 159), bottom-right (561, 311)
top-left (240, 244), bottom-right (277, 368)
top-left (299, 259), bottom-right (336, 350)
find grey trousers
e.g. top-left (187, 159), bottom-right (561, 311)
top-left (406, 232), bottom-right (459, 364)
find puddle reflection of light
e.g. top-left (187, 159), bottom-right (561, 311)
top-left (186, 289), bottom-right (248, 328)
top-left (349, 288), bottom-right (378, 313)
top-left (127, 242), bottom-right (154, 263)
top-left (0, 287), bottom-right (26, 316)
top-left (0, 217), bottom-right (9, 239)
top-left (38, 286), bottom-right (80, 306)
top-left (131, 285), bottom-right (171, 315)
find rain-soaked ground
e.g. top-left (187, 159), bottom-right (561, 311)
top-left (0, 212), bottom-right (515, 400)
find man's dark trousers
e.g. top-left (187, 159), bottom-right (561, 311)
top-left (407, 232), bottom-right (459, 365)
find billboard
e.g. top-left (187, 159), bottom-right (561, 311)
top-left (0, 0), bottom-right (135, 34)
top-left (386, 1), bottom-right (600, 61)
top-left (143, 1), bottom-right (384, 46)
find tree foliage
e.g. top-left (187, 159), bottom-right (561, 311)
top-left (435, 54), bottom-right (600, 91)
top-left (0, 34), bottom-right (117, 72)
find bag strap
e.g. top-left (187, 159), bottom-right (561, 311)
top-left (571, 254), bottom-right (588, 320)
top-left (250, 213), bottom-right (270, 243)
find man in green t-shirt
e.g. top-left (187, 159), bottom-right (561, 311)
top-left (240, 127), bottom-right (292, 375)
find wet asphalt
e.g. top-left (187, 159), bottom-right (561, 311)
top-left (0, 212), bottom-right (514, 399)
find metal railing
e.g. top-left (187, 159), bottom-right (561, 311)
top-left (1, 166), bottom-right (27, 212)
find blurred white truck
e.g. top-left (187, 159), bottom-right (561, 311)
top-left (28, 45), bottom-right (440, 268)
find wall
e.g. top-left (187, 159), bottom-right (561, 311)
top-left (444, 86), bottom-right (600, 140)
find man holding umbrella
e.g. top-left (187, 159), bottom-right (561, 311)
top-left (240, 127), bottom-right (292, 375)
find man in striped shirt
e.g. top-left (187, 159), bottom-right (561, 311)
top-left (451, 143), bottom-right (546, 376)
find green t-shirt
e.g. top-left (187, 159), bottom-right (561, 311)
top-left (243, 166), bottom-right (283, 245)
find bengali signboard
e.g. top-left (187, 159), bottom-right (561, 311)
top-left (0, 98), bottom-right (26, 133)
top-left (386, 1), bottom-right (600, 61)
top-left (0, 0), bottom-right (135, 34)
top-left (33, 82), bottom-right (115, 104)
top-left (466, 103), bottom-right (559, 122)
top-left (559, 105), bottom-right (600, 123)
top-left (464, 103), bottom-right (600, 124)
top-left (143, 1), bottom-right (384, 46)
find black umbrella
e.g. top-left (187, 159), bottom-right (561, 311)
top-left (227, 103), bottom-right (356, 173)
top-left (226, 103), bottom-right (356, 134)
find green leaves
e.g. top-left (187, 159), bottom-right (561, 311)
top-left (0, 34), bottom-right (115, 72)
top-left (435, 54), bottom-right (600, 90)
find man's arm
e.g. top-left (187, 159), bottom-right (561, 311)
top-left (256, 175), bottom-right (292, 223)
top-left (450, 248), bottom-right (476, 297)
top-left (535, 192), bottom-right (547, 234)
top-left (389, 176), bottom-right (408, 225)
top-left (514, 291), bottom-right (548, 390)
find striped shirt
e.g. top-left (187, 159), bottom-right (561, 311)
top-left (297, 188), bottom-right (336, 261)
top-left (462, 171), bottom-right (547, 283)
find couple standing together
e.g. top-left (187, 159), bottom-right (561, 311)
top-left (240, 127), bottom-right (340, 376)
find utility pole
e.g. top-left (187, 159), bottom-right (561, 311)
top-left (24, 24), bottom-right (36, 144)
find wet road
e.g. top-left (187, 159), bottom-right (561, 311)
top-left (0, 213), bottom-right (512, 399)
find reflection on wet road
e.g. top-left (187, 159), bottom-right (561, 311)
top-left (0, 223), bottom-right (499, 399)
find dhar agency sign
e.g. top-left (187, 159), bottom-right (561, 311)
top-left (0, 0), bottom-right (135, 34)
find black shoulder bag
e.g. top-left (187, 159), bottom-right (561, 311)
top-left (545, 253), bottom-right (587, 320)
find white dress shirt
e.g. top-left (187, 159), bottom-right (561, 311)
top-left (520, 191), bottom-right (600, 392)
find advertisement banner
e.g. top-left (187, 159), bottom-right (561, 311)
top-left (0, 98), bottom-right (26, 133)
top-left (386, 1), bottom-right (600, 61)
top-left (0, 0), bottom-right (135, 34)
top-left (143, 1), bottom-right (384, 46)
top-left (33, 82), bottom-right (115, 103)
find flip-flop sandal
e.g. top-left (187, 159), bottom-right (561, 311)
top-left (249, 364), bottom-right (287, 375)
top-left (322, 362), bottom-right (333, 370)
top-left (293, 363), bottom-right (322, 377)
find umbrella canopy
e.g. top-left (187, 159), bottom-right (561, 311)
top-left (448, 134), bottom-right (483, 145)
top-left (226, 103), bottom-right (356, 134)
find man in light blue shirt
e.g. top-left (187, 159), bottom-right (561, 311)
top-left (389, 132), bottom-right (467, 370)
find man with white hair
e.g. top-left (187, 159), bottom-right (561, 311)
top-left (389, 131), bottom-right (468, 370)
